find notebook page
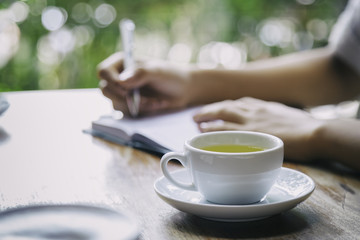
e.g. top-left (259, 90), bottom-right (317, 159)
top-left (132, 107), bottom-right (200, 151)
top-left (91, 107), bottom-right (201, 152)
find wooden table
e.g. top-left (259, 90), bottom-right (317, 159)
top-left (0, 89), bottom-right (359, 239)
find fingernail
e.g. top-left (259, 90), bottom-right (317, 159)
top-left (199, 122), bottom-right (210, 130)
top-left (199, 120), bottom-right (224, 130)
top-left (119, 69), bottom-right (134, 81)
top-left (99, 80), bottom-right (107, 89)
top-left (192, 115), bottom-right (201, 122)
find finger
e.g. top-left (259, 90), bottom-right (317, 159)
top-left (98, 79), bottom-right (108, 89)
top-left (97, 52), bottom-right (124, 74)
top-left (193, 101), bottom-right (245, 124)
top-left (197, 120), bottom-right (246, 133)
top-left (100, 85), bottom-right (120, 104)
top-left (238, 96), bottom-right (282, 109)
top-left (121, 61), bottom-right (171, 90)
top-left (101, 79), bottom-right (172, 117)
top-left (112, 101), bottom-right (130, 116)
top-left (97, 52), bottom-right (124, 82)
top-left (238, 96), bottom-right (265, 104)
top-left (120, 67), bottom-right (151, 90)
top-left (100, 85), bottom-right (129, 114)
top-left (100, 79), bottom-right (127, 97)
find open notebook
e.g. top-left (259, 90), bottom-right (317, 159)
top-left (85, 107), bottom-right (201, 156)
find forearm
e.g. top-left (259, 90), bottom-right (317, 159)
top-left (311, 119), bottom-right (360, 171)
top-left (188, 47), bottom-right (360, 107)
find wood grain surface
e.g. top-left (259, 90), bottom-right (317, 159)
top-left (0, 89), bottom-right (359, 240)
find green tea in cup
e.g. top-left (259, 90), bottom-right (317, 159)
top-left (200, 144), bottom-right (265, 153)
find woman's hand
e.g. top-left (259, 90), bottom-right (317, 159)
top-left (193, 97), bottom-right (324, 161)
top-left (97, 52), bottom-right (193, 116)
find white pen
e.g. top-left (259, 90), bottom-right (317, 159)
top-left (119, 19), bottom-right (140, 117)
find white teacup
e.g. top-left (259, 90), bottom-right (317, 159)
top-left (160, 131), bottom-right (284, 205)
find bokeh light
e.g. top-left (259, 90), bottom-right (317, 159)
top-left (29, 0), bottom-right (47, 16)
top-left (258, 18), bottom-right (294, 48)
top-left (0, 0), bottom-right (348, 91)
top-left (72, 25), bottom-right (95, 48)
top-left (135, 31), bottom-right (170, 59)
top-left (197, 41), bottom-right (246, 69)
top-left (245, 37), bottom-right (270, 60)
top-left (8, 1), bottom-right (29, 23)
top-left (293, 31), bottom-right (314, 51)
top-left (307, 19), bottom-right (329, 41)
top-left (0, 3), bottom-right (21, 68)
top-left (37, 35), bottom-right (62, 66)
top-left (168, 43), bottom-right (192, 64)
top-left (93, 4), bottom-right (116, 28)
top-left (41, 6), bottom-right (68, 31)
top-left (296, 0), bottom-right (316, 5)
top-left (71, 3), bottom-right (93, 24)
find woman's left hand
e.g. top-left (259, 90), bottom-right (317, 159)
top-left (193, 97), bottom-right (324, 161)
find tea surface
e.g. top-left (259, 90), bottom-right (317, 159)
top-left (200, 144), bottom-right (265, 153)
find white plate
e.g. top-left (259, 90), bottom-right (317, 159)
top-left (154, 167), bottom-right (315, 222)
top-left (0, 204), bottom-right (139, 240)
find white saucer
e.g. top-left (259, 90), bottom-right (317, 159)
top-left (154, 167), bottom-right (315, 222)
top-left (0, 204), bottom-right (139, 240)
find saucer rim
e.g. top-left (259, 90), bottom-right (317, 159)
top-left (0, 204), bottom-right (140, 239)
top-left (154, 167), bottom-right (315, 220)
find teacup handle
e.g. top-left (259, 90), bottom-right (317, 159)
top-left (160, 152), bottom-right (196, 191)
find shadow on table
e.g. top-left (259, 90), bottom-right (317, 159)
top-left (0, 127), bottom-right (9, 145)
top-left (286, 159), bottom-right (360, 181)
top-left (168, 209), bottom-right (320, 239)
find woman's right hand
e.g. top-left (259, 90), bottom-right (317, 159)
top-left (97, 52), bottom-right (193, 116)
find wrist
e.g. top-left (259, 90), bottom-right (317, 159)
top-left (307, 118), bottom-right (340, 162)
top-left (187, 67), bottom-right (206, 106)
top-left (302, 118), bottom-right (327, 160)
top-left (188, 67), bottom-right (234, 106)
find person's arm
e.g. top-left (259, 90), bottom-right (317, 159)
top-left (312, 118), bottom-right (360, 170)
top-left (97, 47), bottom-right (360, 116)
top-left (193, 97), bottom-right (360, 171)
top-left (188, 47), bottom-right (360, 108)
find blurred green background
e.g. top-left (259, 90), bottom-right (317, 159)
top-left (0, 0), bottom-right (347, 92)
